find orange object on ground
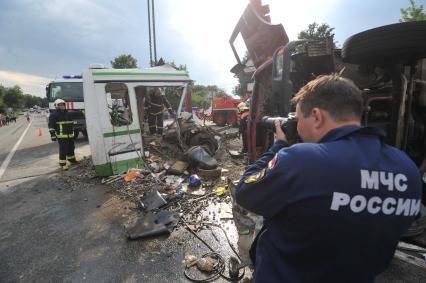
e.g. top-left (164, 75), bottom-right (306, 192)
top-left (124, 171), bottom-right (142, 182)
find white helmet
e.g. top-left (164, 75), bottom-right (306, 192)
top-left (237, 102), bottom-right (249, 112)
top-left (54, 99), bottom-right (66, 108)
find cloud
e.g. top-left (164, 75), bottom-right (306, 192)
top-left (157, 0), bottom-right (248, 93)
top-left (0, 0), bottom-right (148, 76)
top-left (268, 0), bottom-right (341, 39)
top-left (0, 70), bottom-right (50, 97)
top-left (0, 0), bottom-right (410, 98)
top-left (156, 0), bottom-right (342, 94)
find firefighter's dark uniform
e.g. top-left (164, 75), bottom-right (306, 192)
top-left (146, 91), bottom-right (172, 135)
top-left (235, 126), bottom-right (422, 283)
top-left (239, 109), bottom-right (249, 153)
top-left (48, 109), bottom-right (77, 167)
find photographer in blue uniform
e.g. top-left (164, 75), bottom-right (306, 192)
top-left (235, 74), bottom-right (422, 282)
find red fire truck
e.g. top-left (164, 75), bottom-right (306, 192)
top-left (211, 97), bottom-right (241, 126)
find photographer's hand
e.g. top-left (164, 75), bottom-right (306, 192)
top-left (275, 120), bottom-right (288, 143)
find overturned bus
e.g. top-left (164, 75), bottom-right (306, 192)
top-left (82, 64), bottom-right (192, 176)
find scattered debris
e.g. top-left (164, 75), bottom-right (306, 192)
top-left (219, 203), bottom-right (233, 220)
top-left (102, 174), bottom-right (122, 184)
top-left (124, 171), bottom-right (142, 182)
top-left (168, 160), bottom-right (189, 175)
top-left (125, 213), bottom-right (169, 240)
top-left (53, 130), bottom-right (253, 281)
top-left (215, 186), bottom-right (228, 197)
top-left (155, 210), bottom-right (180, 232)
top-left (198, 168), bottom-right (221, 180)
top-left (228, 256), bottom-right (241, 280)
top-left (165, 175), bottom-right (184, 187)
top-left (197, 256), bottom-right (216, 272)
top-left (188, 175), bottom-right (201, 187)
top-left (238, 228), bottom-right (251, 235)
top-left (140, 190), bottom-right (167, 211)
top-left (228, 150), bottom-right (243, 158)
top-left (187, 185), bottom-right (206, 196)
top-left (185, 146), bottom-right (218, 169)
top-left (184, 255), bottom-right (199, 268)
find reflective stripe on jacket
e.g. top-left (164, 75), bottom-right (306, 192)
top-left (48, 110), bottom-right (75, 139)
top-left (146, 93), bottom-right (172, 114)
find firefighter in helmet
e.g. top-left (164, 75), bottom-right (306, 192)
top-left (238, 102), bottom-right (250, 153)
top-left (48, 99), bottom-right (79, 170)
top-left (145, 87), bottom-right (174, 135)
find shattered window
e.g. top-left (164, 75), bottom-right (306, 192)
top-left (105, 83), bottom-right (132, 127)
top-left (235, 33), bottom-right (249, 64)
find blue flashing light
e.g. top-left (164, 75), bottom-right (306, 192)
top-left (62, 75), bottom-right (82, 79)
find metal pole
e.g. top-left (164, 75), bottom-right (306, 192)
top-left (147, 0), bottom-right (153, 66)
top-left (151, 0), bottom-right (157, 64)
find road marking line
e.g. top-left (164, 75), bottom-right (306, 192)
top-left (0, 120), bottom-right (33, 180)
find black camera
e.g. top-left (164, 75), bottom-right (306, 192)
top-left (260, 112), bottom-right (298, 143)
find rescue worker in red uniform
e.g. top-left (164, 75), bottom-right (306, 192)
top-left (48, 99), bottom-right (79, 171)
top-left (238, 102), bottom-right (250, 153)
top-left (145, 87), bottom-right (174, 135)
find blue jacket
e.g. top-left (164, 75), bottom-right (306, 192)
top-left (235, 125), bottom-right (422, 283)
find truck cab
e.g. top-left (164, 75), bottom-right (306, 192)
top-left (46, 75), bottom-right (87, 138)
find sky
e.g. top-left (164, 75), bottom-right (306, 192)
top-left (0, 0), bottom-right (421, 97)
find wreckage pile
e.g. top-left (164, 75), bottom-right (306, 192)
top-left (63, 129), bottom-right (255, 281)
top-left (100, 134), bottom-right (248, 230)
top-left (103, 134), bottom-right (256, 280)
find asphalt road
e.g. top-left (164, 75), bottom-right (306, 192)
top-left (0, 114), bottom-right (58, 182)
top-left (0, 114), bottom-right (425, 282)
top-left (0, 114), bottom-right (245, 283)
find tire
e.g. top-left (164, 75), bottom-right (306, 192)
top-left (342, 21), bottom-right (426, 64)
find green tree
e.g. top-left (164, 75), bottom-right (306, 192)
top-left (191, 91), bottom-right (209, 109)
top-left (3, 85), bottom-right (24, 109)
top-left (233, 73), bottom-right (252, 98)
top-left (23, 94), bottom-right (35, 108)
top-left (147, 58), bottom-right (228, 110)
top-left (149, 58), bottom-right (190, 109)
top-left (298, 22), bottom-right (336, 47)
top-left (23, 94), bottom-right (47, 108)
top-left (190, 84), bottom-right (230, 109)
top-left (400, 0), bottom-right (426, 21)
top-left (0, 84), bottom-right (47, 112)
top-left (110, 54), bottom-right (138, 69)
top-left (192, 85), bottom-right (229, 99)
top-left (40, 97), bottom-right (48, 108)
top-left (0, 96), bottom-right (6, 113)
